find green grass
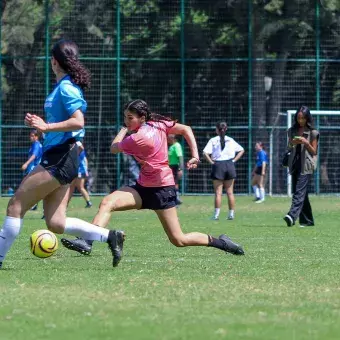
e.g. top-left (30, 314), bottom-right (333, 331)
top-left (1, 196), bottom-right (340, 340)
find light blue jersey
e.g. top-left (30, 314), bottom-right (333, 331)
top-left (43, 75), bottom-right (87, 151)
top-left (78, 150), bottom-right (88, 175)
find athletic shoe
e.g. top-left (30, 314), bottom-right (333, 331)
top-left (210, 216), bottom-right (219, 220)
top-left (176, 199), bottom-right (183, 206)
top-left (219, 234), bottom-right (244, 255)
top-left (227, 216), bottom-right (234, 220)
top-left (0, 262), bottom-right (2, 269)
top-left (107, 230), bottom-right (125, 267)
top-left (85, 201), bottom-right (92, 208)
top-left (255, 199), bottom-right (265, 204)
top-left (253, 197), bottom-right (261, 202)
top-left (61, 237), bottom-right (92, 255)
top-left (283, 214), bottom-right (294, 227)
top-left (30, 204), bottom-right (38, 211)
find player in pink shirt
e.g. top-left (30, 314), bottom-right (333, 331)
top-left (61, 100), bottom-right (244, 265)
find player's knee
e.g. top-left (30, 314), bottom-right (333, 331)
top-left (99, 197), bottom-right (117, 212)
top-left (169, 235), bottom-right (186, 247)
top-left (45, 219), bottom-right (64, 234)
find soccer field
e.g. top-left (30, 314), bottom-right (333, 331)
top-left (0, 196), bottom-right (339, 340)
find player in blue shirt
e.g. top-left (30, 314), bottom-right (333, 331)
top-left (21, 129), bottom-right (43, 210)
top-left (21, 129), bottom-right (42, 176)
top-left (251, 142), bottom-right (269, 203)
top-left (0, 39), bottom-right (123, 270)
top-left (68, 143), bottom-right (92, 208)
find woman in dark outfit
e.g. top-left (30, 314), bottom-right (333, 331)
top-left (284, 106), bottom-right (319, 227)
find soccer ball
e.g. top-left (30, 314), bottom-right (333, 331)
top-left (30, 230), bottom-right (58, 258)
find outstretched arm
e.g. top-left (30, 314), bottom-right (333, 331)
top-left (168, 123), bottom-right (199, 169)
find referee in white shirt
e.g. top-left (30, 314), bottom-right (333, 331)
top-left (203, 122), bottom-right (245, 220)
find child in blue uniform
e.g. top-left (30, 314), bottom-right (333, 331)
top-left (68, 144), bottom-right (92, 208)
top-left (251, 142), bottom-right (268, 203)
top-left (21, 129), bottom-right (43, 210)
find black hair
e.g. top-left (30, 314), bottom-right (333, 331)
top-left (293, 105), bottom-right (314, 130)
top-left (216, 122), bottom-right (227, 150)
top-left (256, 141), bottom-right (265, 150)
top-left (124, 99), bottom-right (176, 127)
top-left (30, 129), bottom-right (39, 137)
top-left (52, 39), bottom-right (91, 90)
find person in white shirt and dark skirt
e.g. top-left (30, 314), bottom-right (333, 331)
top-left (203, 122), bottom-right (245, 220)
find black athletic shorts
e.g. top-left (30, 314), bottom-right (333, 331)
top-left (41, 138), bottom-right (79, 185)
top-left (169, 164), bottom-right (180, 182)
top-left (255, 166), bottom-right (265, 175)
top-left (211, 160), bottom-right (236, 180)
top-left (130, 182), bottom-right (177, 210)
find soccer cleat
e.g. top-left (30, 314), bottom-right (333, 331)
top-left (210, 216), bottom-right (219, 220)
top-left (61, 237), bottom-right (92, 255)
top-left (255, 199), bottom-right (265, 204)
top-left (30, 204), bottom-right (38, 211)
top-left (227, 216), bottom-right (234, 220)
top-left (107, 230), bottom-right (125, 267)
top-left (284, 214), bottom-right (294, 227)
top-left (85, 201), bottom-right (92, 208)
top-left (219, 234), bottom-right (244, 255)
top-left (0, 262), bottom-right (2, 269)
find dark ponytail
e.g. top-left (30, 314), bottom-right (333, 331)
top-left (124, 99), bottom-right (177, 127)
top-left (216, 122), bottom-right (227, 150)
top-left (52, 39), bottom-right (91, 91)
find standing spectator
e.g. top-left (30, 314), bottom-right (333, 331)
top-left (68, 143), bottom-right (92, 208)
top-left (203, 122), bottom-right (245, 220)
top-left (251, 141), bottom-right (268, 203)
top-left (284, 106), bottom-right (319, 227)
top-left (122, 154), bottom-right (140, 186)
top-left (168, 134), bottom-right (184, 205)
top-left (21, 129), bottom-right (42, 210)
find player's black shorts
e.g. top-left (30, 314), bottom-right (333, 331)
top-left (169, 164), bottom-right (180, 182)
top-left (41, 138), bottom-right (79, 185)
top-left (255, 166), bottom-right (265, 175)
top-left (130, 182), bottom-right (177, 210)
top-left (211, 160), bottom-right (236, 180)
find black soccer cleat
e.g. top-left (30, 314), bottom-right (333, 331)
top-left (219, 234), bottom-right (245, 255)
top-left (107, 230), bottom-right (125, 267)
top-left (61, 237), bottom-right (92, 255)
top-left (0, 262), bottom-right (2, 269)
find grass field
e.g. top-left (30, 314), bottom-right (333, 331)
top-left (1, 195), bottom-right (340, 340)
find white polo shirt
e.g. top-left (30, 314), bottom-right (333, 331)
top-left (203, 135), bottom-right (244, 161)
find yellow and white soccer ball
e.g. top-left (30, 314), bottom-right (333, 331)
top-left (30, 230), bottom-right (58, 258)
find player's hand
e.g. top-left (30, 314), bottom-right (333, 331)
top-left (26, 113), bottom-right (48, 132)
top-left (186, 157), bottom-right (199, 170)
top-left (21, 163), bottom-right (27, 171)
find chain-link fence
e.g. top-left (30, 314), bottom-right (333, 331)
top-left (1, 0), bottom-right (340, 195)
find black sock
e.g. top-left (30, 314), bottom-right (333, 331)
top-left (207, 235), bottom-right (225, 251)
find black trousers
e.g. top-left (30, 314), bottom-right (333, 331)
top-left (288, 172), bottom-right (314, 225)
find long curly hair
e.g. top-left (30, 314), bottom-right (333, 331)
top-left (124, 99), bottom-right (176, 127)
top-left (52, 39), bottom-right (91, 91)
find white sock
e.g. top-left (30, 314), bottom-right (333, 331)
top-left (0, 216), bottom-right (23, 263)
top-left (260, 188), bottom-right (265, 200)
top-left (252, 185), bottom-right (260, 198)
top-left (64, 218), bottom-right (109, 242)
top-left (214, 208), bottom-right (220, 218)
top-left (229, 210), bottom-right (234, 218)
